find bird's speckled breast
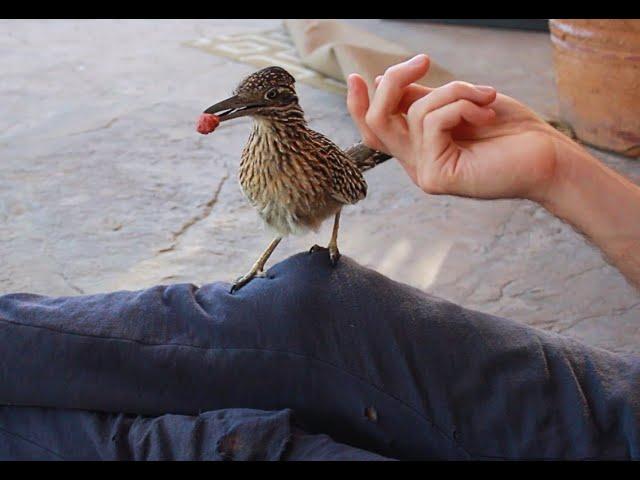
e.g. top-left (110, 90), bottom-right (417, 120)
top-left (238, 120), bottom-right (341, 236)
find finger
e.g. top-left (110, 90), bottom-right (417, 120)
top-left (407, 81), bottom-right (496, 131)
top-left (346, 74), bottom-right (387, 152)
top-left (374, 76), bottom-right (433, 113)
top-left (375, 75), bottom-right (433, 91)
top-left (423, 99), bottom-right (496, 156)
top-left (366, 54), bottom-right (430, 141)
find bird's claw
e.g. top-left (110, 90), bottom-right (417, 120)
top-left (329, 247), bottom-right (341, 267)
top-left (310, 244), bottom-right (340, 266)
top-left (230, 270), bottom-right (264, 293)
top-left (230, 280), bottom-right (246, 294)
top-left (309, 244), bottom-right (324, 254)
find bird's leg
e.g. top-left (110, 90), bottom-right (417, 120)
top-left (309, 210), bottom-right (342, 265)
top-left (328, 209), bottom-right (341, 266)
top-left (231, 237), bottom-right (282, 293)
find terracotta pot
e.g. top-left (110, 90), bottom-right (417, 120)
top-left (550, 19), bottom-right (640, 157)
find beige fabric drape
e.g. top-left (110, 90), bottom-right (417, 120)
top-left (283, 19), bottom-right (454, 89)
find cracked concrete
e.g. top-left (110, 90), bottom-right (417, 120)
top-left (1, 19), bottom-right (639, 353)
top-left (158, 172), bottom-right (229, 253)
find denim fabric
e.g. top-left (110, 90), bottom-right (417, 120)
top-left (0, 406), bottom-right (390, 460)
top-left (1, 249), bottom-right (639, 460)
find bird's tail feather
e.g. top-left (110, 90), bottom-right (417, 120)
top-left (345, 142), bottom-right (392, 172)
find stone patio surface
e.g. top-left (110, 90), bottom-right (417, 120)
top-left (1, 19), bottom-right (638, 353)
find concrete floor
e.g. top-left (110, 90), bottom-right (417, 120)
top-left (1, 19), bottom-right (639, 353)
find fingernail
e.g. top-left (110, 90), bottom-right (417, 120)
top-left (408, 54), bottom-right (427, 66)
top-left (476, 85), bottom-right (496, 93)
top-left (347, 75), bottom-right (357, 89)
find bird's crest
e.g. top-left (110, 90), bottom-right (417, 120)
top-left (234, 66), bottom-right (296, 95)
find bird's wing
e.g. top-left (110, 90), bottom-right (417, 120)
top-left (328, 152), bottom-right (368, 205)
top-left (308, 130), bottom-right (367, 205)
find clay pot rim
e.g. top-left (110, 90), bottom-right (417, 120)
top-left (550, 20), bottom-right (640, 52)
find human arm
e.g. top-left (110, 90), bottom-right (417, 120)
top-left (346, 55), bottom-right (640, 289)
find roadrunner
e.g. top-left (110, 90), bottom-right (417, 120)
top-left (202, 66), bottom-right (390, 292)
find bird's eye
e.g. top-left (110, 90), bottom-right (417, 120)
top-left (265, 89), bottom-right (279, 100)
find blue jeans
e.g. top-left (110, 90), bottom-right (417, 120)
top-left (1, 250), bottom-right (638, 460)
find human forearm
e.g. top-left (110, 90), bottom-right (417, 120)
top-left (541, 137), bottom-right (640, 289)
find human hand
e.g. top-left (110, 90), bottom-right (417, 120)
top-left (347, 54), bottom-right (571, 203)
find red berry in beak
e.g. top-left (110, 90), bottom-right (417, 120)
top-left (197, 113), bottom-right (220, 134)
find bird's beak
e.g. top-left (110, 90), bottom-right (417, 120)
top-left (203, 95), bottom-right (263, 122)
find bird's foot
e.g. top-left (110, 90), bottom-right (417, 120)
top-left (309, 244), bottom-right (340, 266)
top-left (329, 246), bottom-right (341, 267)
top-left (230, 269), bottom-right (264, 293)
top-left (309, 244), bottom-right (324, 254)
